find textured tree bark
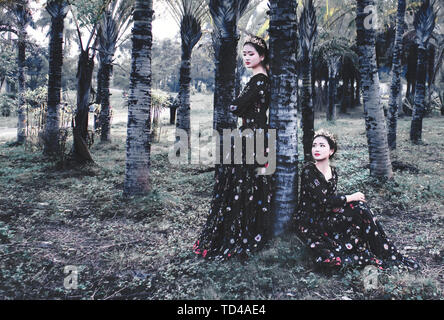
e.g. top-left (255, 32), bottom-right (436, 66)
top-left (387, 0), bottom-right (406, 150)
top-left (213, 37), bottom-right (238, 165)
top-left (299, 0), bottom-right (317, 161)
top-left (410, 48), bottom-right (427, 143)
top-left (124, 0), bottom-right (153, 196)
top-left (16, 25), bottom-right (27, 144)
top-left (301, 57), bottom-right (315, 161)
top-left (175, 49), bottom-right (192, 154)
top-left (99, 60), bottom-right (113, 142)
top-left (213, 38), bottom-right (238, 133)
top-left (356, 0), bottom-right (393, 179)
top-left (44, 2), bottom-right (67, 156)
top-left (269, 0), bottom-right (299, 235)
top-left (210, 0), bottom-right (248, 171)
top-left (97, 11), bottom-right (119, 143)
top-left (72, 49), bottom-right (94, 163)
top-left (326, 56), bottom-right (339, 121)
top-left (409, 0), bottom-right (435, 143)
top-left (174, 12), bottom-right (203, 160)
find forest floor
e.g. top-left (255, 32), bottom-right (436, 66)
top-left (0, 92), bottom-right (443, 300)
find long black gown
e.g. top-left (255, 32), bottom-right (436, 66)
top-left (293, 162), bottom-right (419, 271)
top-left (193, 73), bottom-right (274, 260)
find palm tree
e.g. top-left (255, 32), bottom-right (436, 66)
top-left (268, 0), bottom-right (299, 235)
top-left (410, 0), bottom-right (435, 144)
top-left (166, 0), bottom-right (207, 155)
top-left (210, 0), bottom-right (249, 133)
top-left (44, 0), bottom-right (68, 156)
top-left (298, 0), bottom-right (317, 161)
top-left (356, 0), bottom-right (392, 179)
top-left (314, 35), bottom-right (357, 122)
top-left (209, 0), bottom-right (249, 167)
top-left (15, 1), bottom-right (32, 145)
top-left (326, 55), bottom-right (340, 121)
top-left (69, 0), bottom-right (112, 163)
top-left (0, 1), bottom-right (32, 145)
top-left (387, 0), bottom-right (406, 150)
top-left (96, 0), bottom-right (133, 142)
top-left (124, 0), bottom-right (153, 196)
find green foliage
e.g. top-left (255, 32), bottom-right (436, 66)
top-left (70, 0), bottom-right (110, 28)
top-left (0, 93), bottom-right (15, 117)
top-left (0, 42), bottom-right (17, 87)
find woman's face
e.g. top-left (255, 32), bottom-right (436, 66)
top-left (242, 44), bottom-right (264, 69)
top-left (312, 136), bottom-right (333, 161)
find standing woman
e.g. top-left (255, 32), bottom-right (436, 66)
top-left (293, 129), bottom-right (419, 271)
top-left (193, 36), bottom-right (274, 261)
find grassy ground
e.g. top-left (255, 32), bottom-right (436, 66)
top-left (0, 92), bottom-right (443, 300)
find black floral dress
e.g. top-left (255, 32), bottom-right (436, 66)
top-left (193, 73), bottom-right (274, 260)
top-left (293, 162), bottom-right (419, 271)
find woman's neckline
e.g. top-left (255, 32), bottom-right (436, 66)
top-left (312, 162), bottom-right (334, 182)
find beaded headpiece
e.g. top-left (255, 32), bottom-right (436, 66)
top-left (314, 129), bottom-right (337, 147)
top-left (244, 35), bottom-right (267, 49)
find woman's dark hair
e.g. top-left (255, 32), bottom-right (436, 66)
top-left (313, 129), bottom-right (338, 159)
top-left (243, 36), bottom-right (269, 72)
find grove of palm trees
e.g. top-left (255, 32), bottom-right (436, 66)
top-left (0, 0), bottom-right (443, 304)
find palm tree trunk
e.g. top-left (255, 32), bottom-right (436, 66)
top-left (213, 38), bottom-right (238, 133)
top-left (175, 48), bottom-right (192, 153)
top-left (301, 57), bottom-right (314, 161)
top-left (213, 37), bottom-right (238, 166)
top-left (269, 0), bottom-right (299, 235)
top-left (356, 0), bottom-right (393, 179)
top-left (99, 60), bottom-right (113, 142)
top-left (72, 49), bottom-right (94, 163)
top-left (410, 47), bottom-right (427, 143)
top-left (387, 0), bottom-right (406, 150)
top-left (44, 4), bottom-right (67, 156)
top-left (209, 0), bottom-right (248, 169)
top-left (426, 44), bottom-right (434, 105)
top-left (16, 26), bottom-right (26, 144)
top-left (409, 0), bottom-right (435, 143)
top-left (327, 75), bottom-right (336, 120)
top-left (124, 0), bottom-right (153, 196)
top-left (326, 59), bottom-right (338, 121)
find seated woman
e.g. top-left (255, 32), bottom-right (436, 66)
top-left (293, 129), bottom-right (419, 271)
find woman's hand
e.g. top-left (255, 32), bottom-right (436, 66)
top-left (346, 192), bottom-right (366, 203)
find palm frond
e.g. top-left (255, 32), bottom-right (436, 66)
top-left (166, 0), bottom-right (208, 26)
top-left (209, 0), bottom-right (237, 33)
top-left (181, 13), bottom-right (202, 49)
top-left (299, 0), bottom-right (317, 57)
top-left (313, 32), bottom-right (358, 69)
top-left (45, 0), bottom-right (69, 19)
top-left (413, 0), bottom-right (436, 49)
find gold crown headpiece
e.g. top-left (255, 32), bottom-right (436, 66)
top-left (314, 129), bottom-right (337, 146)
top-left (244, 35), bottom-right (266, 49)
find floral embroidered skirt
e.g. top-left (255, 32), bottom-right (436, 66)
top-left (193, 163), bottom-right (274, 260)
top-left (295, 201), bottom-right (419, 271)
